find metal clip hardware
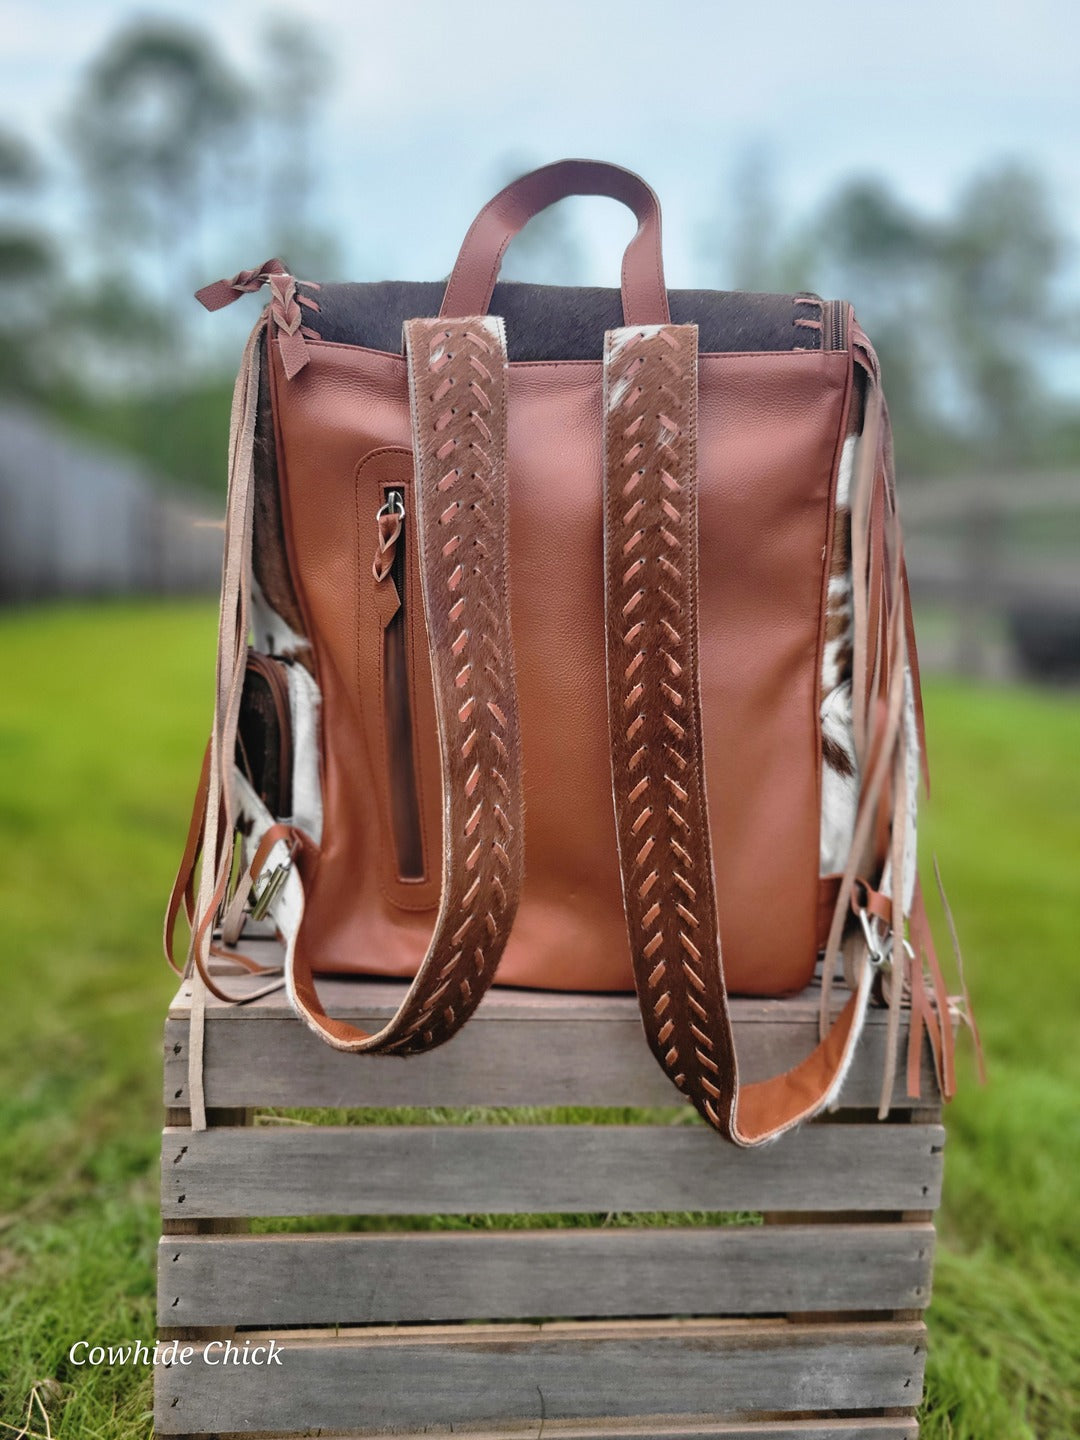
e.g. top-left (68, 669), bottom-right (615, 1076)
top-left (376, 491), bottom-right (405, 523)
top-left (249, 858), bottom-right (292, 922)
top-left (856, 906), bottom-right (915, 972)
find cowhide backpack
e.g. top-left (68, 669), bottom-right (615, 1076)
top-left (167, 159), bottom-right (975, 1142)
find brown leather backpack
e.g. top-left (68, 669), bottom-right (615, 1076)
top-left (168, 159), bottom-right (966, 1144)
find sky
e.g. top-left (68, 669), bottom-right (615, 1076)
top-left (1, 0), bottom-right (1078, 293)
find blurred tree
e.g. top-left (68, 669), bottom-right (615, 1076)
top-left (68, 19), bottom-right (254, 296)
top-left (0, 128), bottom-right (56, 395)
top-left (724, 145), bottom-right (783, 291)
top-left (812, 177), bottom-right (946, 467)
top-left (700, 146), bottom-right (821, 294)
top-left (259, 17), bottom-right (340, 278)
top-left (807, 165), bottom-right (1079, 473)
top-left (938, 163), bottom-right (1069, 468)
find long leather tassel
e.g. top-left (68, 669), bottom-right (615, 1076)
top-left (818, 540), bottom-right (908, 1056)
top-left (820, 379), bottom-right (881, 1037)
top-left (848, 380), bottom-right (882, 778)
top-left (906, 936), bottom-right (929, 1099)
top-left (179, 318), bottom-right (284, 996)
top-left (820, 371), bottom-right (906, 1045)
top-left (180, 317), bottom-right (285, 1128)
top-left (934, 856), bottom-right (986, 1084)
top-left (819, 352), bottom-right (965, 1118)
top-left (921, 901), bottom-right (958, 1101)
top-left (878, 628), bottom-right (910, 1119)
top-left (908, 882), bottom-right (954, 1100)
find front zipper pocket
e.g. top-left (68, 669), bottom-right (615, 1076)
top-left (372, 484), bottom-right (425, 881)
top-left (236, 650), bottom-right (293, 818)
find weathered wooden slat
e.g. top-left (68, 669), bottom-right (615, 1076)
top-left (167, 960), bottom-right (897, 1021)
top-left (163, 963), bottom-right (940, 1112)
top-left (161, 1123), bottom-right (944, 1219)
top-left (163, 1013), bottom-right (936, 1111)
top-left (158, 1221), bottom-right (934, 1326)
top-left (196, 1423), bottom-right (919, 1440)
top-left (153, 1319), bottom-right (926, 1434)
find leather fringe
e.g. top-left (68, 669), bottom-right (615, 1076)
top-left (822, 328), bottom-right (974, 1114)
top-left (162, 318), bottom-right (284, 1128)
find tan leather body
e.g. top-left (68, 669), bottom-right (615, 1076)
top-left (269, 338), bottom-right (851, 996)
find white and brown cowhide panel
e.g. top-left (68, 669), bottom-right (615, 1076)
top-left (251, 575), bottom-right (311, 666)
top-left (285, 659), bottom-right (323, 845)
top-left (879, 665), bottom-right (920, 913)
top-left (819, 387), bottom-right (920, 911)
top-left (820, 429), bottom-right (859, 876)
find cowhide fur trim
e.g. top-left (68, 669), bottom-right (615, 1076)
top-left (286, 660), bottom-right (323, 845)
top-left (229, 663), bottom-right (323, 848)
top-left (231, 768), bottom-right (304, 940)
top-left (819, 431), bottom-right (859, 876)
top-left (819, 402), bottom-right (921, 912)
top-left (879, 664), bottom-right (920, 912)
top-left (251, 575), bottom-right (312, 667)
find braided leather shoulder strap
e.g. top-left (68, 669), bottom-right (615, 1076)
top-left (602, 324), bottom-right (873, 1144)
top-left (287, 315), bottom-right (524, 1053)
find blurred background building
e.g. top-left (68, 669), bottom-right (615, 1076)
top-left (1, 1), bottom-right (1077, 680)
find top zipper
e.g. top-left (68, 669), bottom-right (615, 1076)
top-left (822, 299), bottom-right (848, 352)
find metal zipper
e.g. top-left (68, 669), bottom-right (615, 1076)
top-left (822, 299), bottom-right (848, 352)
top-left (376, 486), bottom-right (425, 881)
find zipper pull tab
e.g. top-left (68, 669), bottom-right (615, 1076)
top-left (373, 491), bottom-right (404, 627)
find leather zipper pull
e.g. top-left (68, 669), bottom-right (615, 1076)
top-left (373, 491), bottom-right (404, 628)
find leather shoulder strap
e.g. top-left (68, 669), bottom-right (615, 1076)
top-left (286, 315), bottom-right (525, 1053)
top-left (601, 323), bottom-right (875, 1144)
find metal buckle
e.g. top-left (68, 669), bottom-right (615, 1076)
top-left (249, 859), bottom-right (291, 922)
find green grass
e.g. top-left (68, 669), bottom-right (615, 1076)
top-left (1, 601), bottom-right (1077, 1438)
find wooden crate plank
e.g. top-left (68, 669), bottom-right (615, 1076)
top-left (153, 1319), bottom-right (926, 1434)
top-left (196, 1420), bottom-right (919, 1440)
top-left (163, 1012), bottom-right (936, 1111)
top-left (165, 964), bottom-right (938, 1113)
top-left (168, 957), bottom-right (865, 1020)
top-left (158, 1222), bottom-right (934, 1326)
top-left (161, 1122), bottom-right (944, 1219)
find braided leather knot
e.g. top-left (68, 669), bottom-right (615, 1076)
top-left (229, 259), bottom-right (287, 295)
top-left (267, 273), bottom-right (303, 336)
top-left (373, 506), bottom-right (402, 583)
top-left (194, 258), bottom-right (320, 379)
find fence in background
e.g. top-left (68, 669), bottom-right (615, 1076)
top-left (902, 472), bottom-right (1080, 681)
top-left (0, 406), bottom-right (221, 601)
top-left (2, 408), bottom-right (1076, 682)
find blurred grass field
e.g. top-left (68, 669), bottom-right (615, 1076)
top-left (0, 601), bottom-right (1077, 1438)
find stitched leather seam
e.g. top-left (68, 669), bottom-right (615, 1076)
top-left (299, 337), bottom-right (852, 370)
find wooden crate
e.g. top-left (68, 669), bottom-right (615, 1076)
top-left (157, 944), bottom-right (942, 1439)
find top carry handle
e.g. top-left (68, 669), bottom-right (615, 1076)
top-left (440, 158), bottom-right (670, 325)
